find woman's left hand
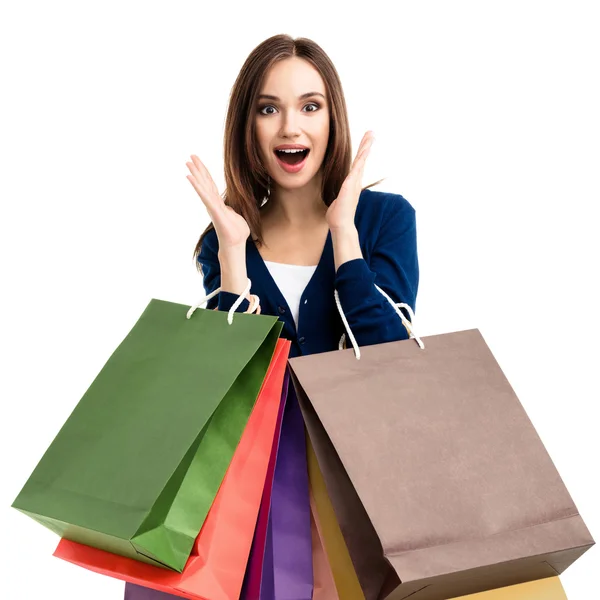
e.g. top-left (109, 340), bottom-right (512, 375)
top-left (326, 130), bottom-right (375, 232)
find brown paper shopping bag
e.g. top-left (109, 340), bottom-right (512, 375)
top-left (290, 320), bottom-right (594, 600)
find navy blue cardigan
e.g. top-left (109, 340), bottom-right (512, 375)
top-left (197, 188), bottom-right (419, 358)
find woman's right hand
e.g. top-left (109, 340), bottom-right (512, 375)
top-left (186, 154), bottom-right (250, 250)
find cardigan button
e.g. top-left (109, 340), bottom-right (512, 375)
top-left (298, 336), bottom-right (306, 345)
top-left (278, 305), bottom-right (286, 315)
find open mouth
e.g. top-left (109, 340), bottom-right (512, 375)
top-left (274, 148), bottom-right (310, 165)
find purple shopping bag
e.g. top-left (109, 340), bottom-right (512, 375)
top-left (242, 370), bottom-right (313, 600)
top-left (123, 587), bottom-right (177, 600)
top-left (240, 373), bottom-right (289, 599)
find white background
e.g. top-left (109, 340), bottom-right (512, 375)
top-left (1, 1), bottom-right (598, 599)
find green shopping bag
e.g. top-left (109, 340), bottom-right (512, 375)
top-left (12, 298), bottom-right (283, 573)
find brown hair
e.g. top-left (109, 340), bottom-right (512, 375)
top-left (193, 33), bottom-right (385, 272)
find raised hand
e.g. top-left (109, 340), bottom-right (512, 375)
top-left (326, 131), bottom-right (375, 232)
top-left (186, 154), bottom-right (250, 250)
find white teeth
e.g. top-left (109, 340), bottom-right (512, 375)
top-left (276, 148), bottom-right (307, 153)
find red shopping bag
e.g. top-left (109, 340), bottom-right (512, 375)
top-left (54, 339), bottom-right (291, 600)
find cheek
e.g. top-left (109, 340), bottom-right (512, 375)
top-left (315, 127), bottom-right (330, 157)
top-left (314, 115), bottom-right (330, 147)
top-left (254, 125), bottom-right (271, 162)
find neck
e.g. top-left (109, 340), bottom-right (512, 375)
top-left (265, 172), bottom-right (327, 227)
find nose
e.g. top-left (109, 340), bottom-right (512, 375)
top-left (280, 109), bottom-right (301, 139)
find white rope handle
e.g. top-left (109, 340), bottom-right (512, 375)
top-left (186, 278), bottom-right (260, 324)
top-left (335, 284), bottom-right (425, 360)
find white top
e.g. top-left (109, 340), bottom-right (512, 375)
top-left (264, 261), bottom-right (318, 328)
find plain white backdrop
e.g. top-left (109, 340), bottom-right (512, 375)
top-left (1, 1), bottom-right (598, 599)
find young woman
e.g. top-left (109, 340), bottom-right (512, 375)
top-left (187, 34), bottom-right (419, 359)
top-left (124, 34), bottom-right (420, 600)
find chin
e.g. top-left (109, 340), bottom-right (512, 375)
top-left (272, 173), bottom-right (318, 190)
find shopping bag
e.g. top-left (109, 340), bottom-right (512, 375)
top-left (243, 375), bottom-right (313, 600)
top-left (447, 576), bottom-right (568, 599)
top-left (13, 298), bottom-right (283, 572)
top-left (290, 328), bottom-right (594, 600)
top-left (306, 434), bottom-right (364, 600)
top-left (310, 488), bottom-right (339, 600)
top-left (267, 382), bottom-right (313, 599)
top-left (240, 372), bottom-right (289, 600)
top-left (54, 338), bottom-right (291, 600)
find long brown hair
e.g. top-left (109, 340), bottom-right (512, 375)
top-left (193, 33), bottom-right (385, 272)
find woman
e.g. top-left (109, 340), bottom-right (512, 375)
top-left (124, 34), bottom-right (420, 599)
top-left (188, 34), bottom-right (419, 359)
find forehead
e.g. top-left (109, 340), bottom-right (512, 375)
top-left (260, 57), bottom-right (326, 97)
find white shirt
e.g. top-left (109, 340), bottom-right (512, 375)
top-left (263, 261), bottom-right (318, 328)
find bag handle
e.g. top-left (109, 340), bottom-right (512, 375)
top-left (335, 285), bottom-right (425, 360)
top-left (186, 278), bottom-right (261, 324)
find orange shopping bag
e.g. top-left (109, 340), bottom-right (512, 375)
top-left (54, 339), bottom-right (291, 600)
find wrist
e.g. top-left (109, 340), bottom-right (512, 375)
top-left (218, 241), bottom-right (246, 258)
top-left (330, 223), bottom-right (358, 237)
top-left (218, 246), bottom-right (248, 296)
top-left (330, 224), bottom-right (359, 246)
top-left (331, 225), bottom-right (362, 271)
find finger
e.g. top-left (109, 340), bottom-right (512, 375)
top-left (356, 138), bottom-right (374, 166)
top-left (356, 151), bottom-right (370, 182)
top-left (188, 155), bottom-right (214, 187)
top-left (351, 131), bottom-right (375, 170)
top-left (355, 130), bottom-right (373, 154)
top-left (348, 137), bottom-right (374, 180)
top-left (186, 173), bottom-right (217, 216)
top-left (186, 162), bottom-right (209, 196)
top-left (350, 134), bottom-right (368, 169)
top-left (185, 169), bottom-right (210, 200)
top-left (186, 156), bottom-right (223, 212)
top-left (190, 153), bottom-right (208, 173)
top-left (356, 130), bottom-right (375, 157)
top-left (188, 155), bottom-right (223, 197)
top-left (360, 131), bottom-right (375, 153)
top-left (190, 154), bottom-right (214, 178)
top-left (359, 137), bottom-right (374, 165)
top-left (357, 134), bottom-right (375, 166)
top-left (349, 145), bottom-right (373, 189)
top-left (185, 173), bottom-right (204, 197)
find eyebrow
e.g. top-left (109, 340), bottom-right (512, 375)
top-left (257, 92), bottom-right (326, 101)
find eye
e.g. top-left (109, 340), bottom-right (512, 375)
top-left (304, 102), bottom-right (320, 112)
top-left (258, 105), bottom-right (276, 115)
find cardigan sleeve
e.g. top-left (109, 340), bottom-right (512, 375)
top-left (197, 228), bottom-right (250, 313)
top-left (334, 194), bottom-right (419, 347)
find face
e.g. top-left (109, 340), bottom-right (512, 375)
top-left (254, 56), bottom-right (330, 191)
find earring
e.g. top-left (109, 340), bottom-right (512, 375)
top-left (261, 175), bottom-right (271, 207)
